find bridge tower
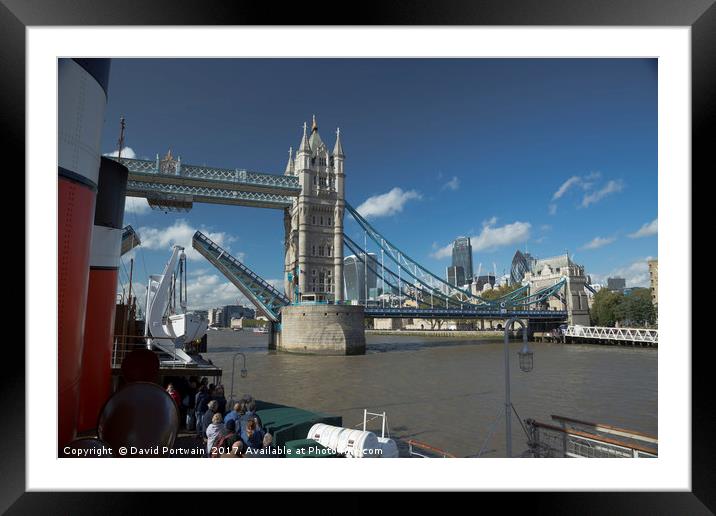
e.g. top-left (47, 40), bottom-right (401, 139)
top-left (284, 115), bottom-right (345, 303)
top-left (525, 254), bottom-right (591, 326)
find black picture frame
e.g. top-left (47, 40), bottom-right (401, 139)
top-left (5, 0), bottom-right (708, 512)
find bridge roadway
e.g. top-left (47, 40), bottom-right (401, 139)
top-left (362, 306), bottom-right (567, 321)
top-left (112, 156), bottom-right (301, 210)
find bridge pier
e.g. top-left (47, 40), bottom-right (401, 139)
top-left (278, 304), bottom-right (365, 355)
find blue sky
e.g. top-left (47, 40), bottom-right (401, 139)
top-left (101, 58), bottom-right (657, 310)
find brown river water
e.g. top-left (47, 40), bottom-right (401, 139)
top-left (203, 330), bottom-right (657, 458)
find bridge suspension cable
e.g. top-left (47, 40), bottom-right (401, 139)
top-left (345, 233), bottom-right (478, 310)
top-left (344, 203), bottom-right (493, 305)
top-left (344, 203), bottom-right (565, 309)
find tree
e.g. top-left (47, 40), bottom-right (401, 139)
top-left (615, 288), bottom-right (656, 327)
top-left (591, 288), bottom-right (656, 327)
top-left (478, 283), bottom-right (522, 302)
top-left (590, 289), bottom-right (622, 326)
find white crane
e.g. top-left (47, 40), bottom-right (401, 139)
top-left (144, 245), bottom-right (207, 364)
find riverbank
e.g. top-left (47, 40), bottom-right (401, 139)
top-left (366, 329), bottom-right (507, 339)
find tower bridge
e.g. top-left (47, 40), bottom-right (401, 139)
top-left (117, 115), bottom-right (576, 354)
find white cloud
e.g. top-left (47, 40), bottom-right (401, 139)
top-left (103, 146), bottom-right (137, 159)
top-left (552, 176), bottom-right (581, 201)
top-left (550, 172), bottom-right (608, 212)
top-left (186, 274), bottom-right (253, 310)
top-left (137, 219), bottom-right (239, 261)
top-left (580, 236), bottom-right (616, 250)
top-left (472, 220), bottom-right (531, 252)
top-left (628, 218), bottom-right (658, 238)
top-left (430, 244), bottom-right (453, 260)
top-left (431, 218), bottom-right (531, 258)
top-left (581, 179), bottom-right (624, 208)
top-left (117, 271), bottom-right (276, 313)
top-left (356, 187), bottom-right (422, 218)
top-left (591, 257), bottom-right (655, 288)
top-left (442, 176), bottom-right (460, 191)
top-left (124, 196), bottom-right (151, 216)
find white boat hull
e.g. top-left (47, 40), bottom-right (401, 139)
top-left (165, 313), bottom-right (208, 343)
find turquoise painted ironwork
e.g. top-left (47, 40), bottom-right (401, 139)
top-left (192, 231), bottom-right (289, 322)
top-left (127, 180), bottom-right (295, 209)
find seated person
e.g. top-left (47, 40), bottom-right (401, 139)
top-left (242, 420), bottom-right (265, 452)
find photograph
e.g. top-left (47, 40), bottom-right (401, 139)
top-left (58, 57), bottom-right (659, 461)
top-left (8, 10), bottom-right (706, 506)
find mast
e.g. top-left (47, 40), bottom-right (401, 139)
top-left (117, 115), bottom-right (126, 160)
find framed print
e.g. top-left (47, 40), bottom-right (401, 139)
top-left (5, 0), bottom-right (710, 512)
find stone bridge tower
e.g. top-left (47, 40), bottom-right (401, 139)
top-left (283, 115), bottom-right (345, 303)
top-left (524, 254), bottom-right (591, 326)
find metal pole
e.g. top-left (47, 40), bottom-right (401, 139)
top-left (381, 248), bottom-right (385, 308)
top-left (230, 352), bottom-right (246, 406)
top-left (398, 253), bottom-right (402, 308)
top-left (364, 231), bottom-right (368, 307)
top-left (504, 317), bottom-right (515, 458)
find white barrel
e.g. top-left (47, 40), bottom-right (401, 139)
top-left (377, 437), bottom-right (399, 458)
top-left (336, 428), bottom-right (380, 458)
top-left (308, 423), bottom-right (347, 451)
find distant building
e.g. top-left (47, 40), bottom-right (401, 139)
top-left (524, 253), bottom-right (590, 326)
top-left (510, 250), bottom-right (537, 285)
top-left (190, 309), bottom-right (209, 321)
top-left (222, 305), bottom-right (255, 325)
top-left (607, 277), bottom-right (627, 291)
top-left (446, 265), bottom-right (466, 287)
top-left (475, 274), bottom-right (496, 291)
top-left (344, 253), bottom-right (378, 302)
top-left (648, 259), bottom-right (658, 305)
top-left (452, 237), bottom-right (473, 283)
top-left (208, 308), bottom-right (224, 327)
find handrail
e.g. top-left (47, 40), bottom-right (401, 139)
top-left (550, 414), bottom-right (658, 443)
top-left (526, 419), bottom-right (658, 455)
top-left (407, 439), bottom-right (456, 458)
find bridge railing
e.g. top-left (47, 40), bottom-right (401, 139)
top-left (564, 325), bottom-right (658, 343)
top-left (127, 180), bottom-right (295, 208)
top-left (192, 231), bottom-right (289, 321)
top-left (113, 156), bottom-right (301, 191)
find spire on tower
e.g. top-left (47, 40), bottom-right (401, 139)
top-left (333, 127), bottom-right (344, 157)
top-left (285, 146), bottom-right (294, 174)
top-left (298, 122), bottom-right (311, 154)
top-left (311, 114), bottom-right (318, 133)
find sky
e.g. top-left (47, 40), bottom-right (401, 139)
top-left (100, 58), bottom-right (658, 310)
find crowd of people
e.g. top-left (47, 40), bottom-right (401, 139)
top-left (165, 377), bottom-right (274, 458)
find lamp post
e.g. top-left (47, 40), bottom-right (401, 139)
top-left (229, 352), bottom-right (248, 406)
top-left (503, 316), bottom-right (533, 457)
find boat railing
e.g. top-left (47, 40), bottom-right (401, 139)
top-left (523, 417), bottom-right (658, 458)
top-left (111, 335), bottom-right (199, 368)
top-left (407, 439), bottom-right (456, 458)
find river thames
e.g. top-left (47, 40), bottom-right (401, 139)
top-left (203, 329), bottom-right (657, 458)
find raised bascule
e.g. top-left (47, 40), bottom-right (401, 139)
top-left (113, 115), bottom-right (576, 355)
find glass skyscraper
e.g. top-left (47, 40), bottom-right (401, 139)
top-left (510, 250), bottom-right (537, 285)
top-left (446, 265), bottom-right (466, 287)
top-left (451, 237), bottom-right (473, 283)
top-left (343, 253), bottom-right (378, 302)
